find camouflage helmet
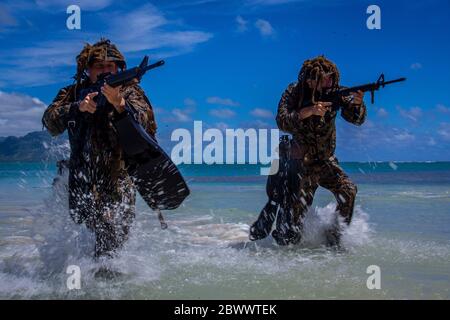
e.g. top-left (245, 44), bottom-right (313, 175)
top-left (297, 55), bottom-right (340, 106)
top-left (298, 55), bottom-right (340, 87)
top-left (75, 38), bottom-right (126, 82)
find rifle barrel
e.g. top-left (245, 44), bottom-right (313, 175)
top-left (338, 77), bottom-right (406, 95)
top-left (382, 77), bottom-right (406, 86)
top-left (144, 60), bottom-right (165, 72)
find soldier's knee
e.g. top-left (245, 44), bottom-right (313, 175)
top-left (337, 183), bottom-right (357, 204)
top-left (348, 183), bottom-right (357, 199)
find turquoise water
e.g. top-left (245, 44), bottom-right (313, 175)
top-left (0, 162), bottom-right (449, 299)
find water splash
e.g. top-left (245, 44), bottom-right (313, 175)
top-left (1, 161), bottom-right (449, 299)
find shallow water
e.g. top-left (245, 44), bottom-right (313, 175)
top-left (0, 162), bottom-right (449, 299)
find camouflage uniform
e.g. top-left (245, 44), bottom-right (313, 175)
top-left (250, 56), bottom-right (366, 246)
top-left (42, 40), bottom-right (157, 257)
top-left (276, 83), bottom-right (366, 243)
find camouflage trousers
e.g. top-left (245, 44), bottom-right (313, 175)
top-left (69, 166), bottom-right (136, 258)
top-left (250, 157), bottom-right (358, 246)
top-left (85, 193), bottom-right (136, 259)
top-left (293, 157), bottom-right (357, 225)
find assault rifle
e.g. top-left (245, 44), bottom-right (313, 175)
top-left (324, 73), bottom-right (406, 105)
top-left (82, 56), bottom-right (165, 108)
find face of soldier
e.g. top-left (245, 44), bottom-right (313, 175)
top-left (306, 74), bottom-right (334, 92)
top-left (87, 61), bottom-right (118, 83)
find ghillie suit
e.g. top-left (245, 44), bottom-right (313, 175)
top-left (249, 56), bottom-right (366, 246)
top-left (42, 39), bottom-right (157, 257)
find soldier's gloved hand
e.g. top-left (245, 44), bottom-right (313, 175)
top-left (349, 90), bottom-right (364, 105)
top-left (101, 84), bottom-right (125, 113)
top-left (309, 101), bottom-right (332, 117)
top-left (79, 92), bottom-right (98, 113)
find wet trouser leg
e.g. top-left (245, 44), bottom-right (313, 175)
top-left (249, 200), bottom-right (278, 241)
top-left (292, 174), bottom-right (319, 225)
top-left (249, 159), bottom-right (287, 241)
top-left (318, 159), bottom-right (358, 246)
top-left (272, 207), bottom-right (304, 245)
top-left (272, 161), bottom-right (318, 245)
top-left (89, 202), bottom-right (135, 258)
top-left (86, 176), bottom-right (137, 258)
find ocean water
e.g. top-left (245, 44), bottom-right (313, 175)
top-left (0, 161), bottom-right (449, 299)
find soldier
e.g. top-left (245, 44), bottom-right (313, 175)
top-left (42, 39), bottom-right (157, 258)
top-left (250, 55), bottom-right (366, 247)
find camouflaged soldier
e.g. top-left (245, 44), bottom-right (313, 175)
top-left (250, 55), bottom-right (366, 247)
top-left (42, 39), bottom-right (157, 258)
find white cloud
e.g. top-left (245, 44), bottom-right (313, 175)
top-left (246, 0), bottom-right (301, 6)
top-left (250, 108), bottom-right (273, 118)
top-left (206, 96), bottom-right (240, 107)
top-left (254, 19), bottom-right (275, 37)
top-left (239, 119), bottom-right (272, 129)
top-left (438, 122), bottom-right (450, 141)
top-left (163, 99), bottom-right (197, 123)
top-left (376, 108), bottom-right (388, 118)
top-left (427, 137), bottom-right (437, 146)
top-left (209, 108), bottom-right (236, 118)
top-left (236, 15), bottom-right (248, 32)
top-left (215, 122), bottom-right (229, 131)
top-left (6, 40), bottom-right (85, 69)
top-left (437, 104), bottom-right (450, 114)
top-left (35, 0), bottom-right (113, 11)
top-left (153, 107), bottom-right (165, 114)
top-left (363, 119), bottom-right (375, 128)
top-left (161, 0), bottom-right (220, 8)
top-left (338, 121), bottom-right (417, 150)
top-left (184, 98), bottom-right (197, 107)
top-left (0, 91), bottom-right (47, 136)
top-left (0, 3), bottom-right (213, 87)
top-left (236, 16), bottom-right (275, 38)
top-left (109, 4), bottom-right (213, 54)
top-left (336, 118), bottom-right (448, 161)
top-left (397, 106), bottom-right (422, 122)
top-left (171, 108), bottom-right (192, 122)
top-left (393, 132), bottom-right (415, 142)
top-left (410, 62), bottom-right (422, 70)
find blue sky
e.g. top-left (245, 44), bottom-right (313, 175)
top-left (0, 0), bottom-right (449, 161)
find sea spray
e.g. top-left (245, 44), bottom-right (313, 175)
top-left (1, 161), bottom-right (449, 299)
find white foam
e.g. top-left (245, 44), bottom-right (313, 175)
top-left (1, 171), bottom-right (449, 299)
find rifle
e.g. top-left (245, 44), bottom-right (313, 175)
top-left (324, 73), bottom-right (406, 105)
top-left (80, 56), bottom-right (165, 109)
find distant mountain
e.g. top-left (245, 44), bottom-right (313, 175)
top-left (0, 128), bottom-right (272, 162)
top-left (0, 131), bottom-right (68, 162)
top-left (0, 129), bottom-right (171, 162)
